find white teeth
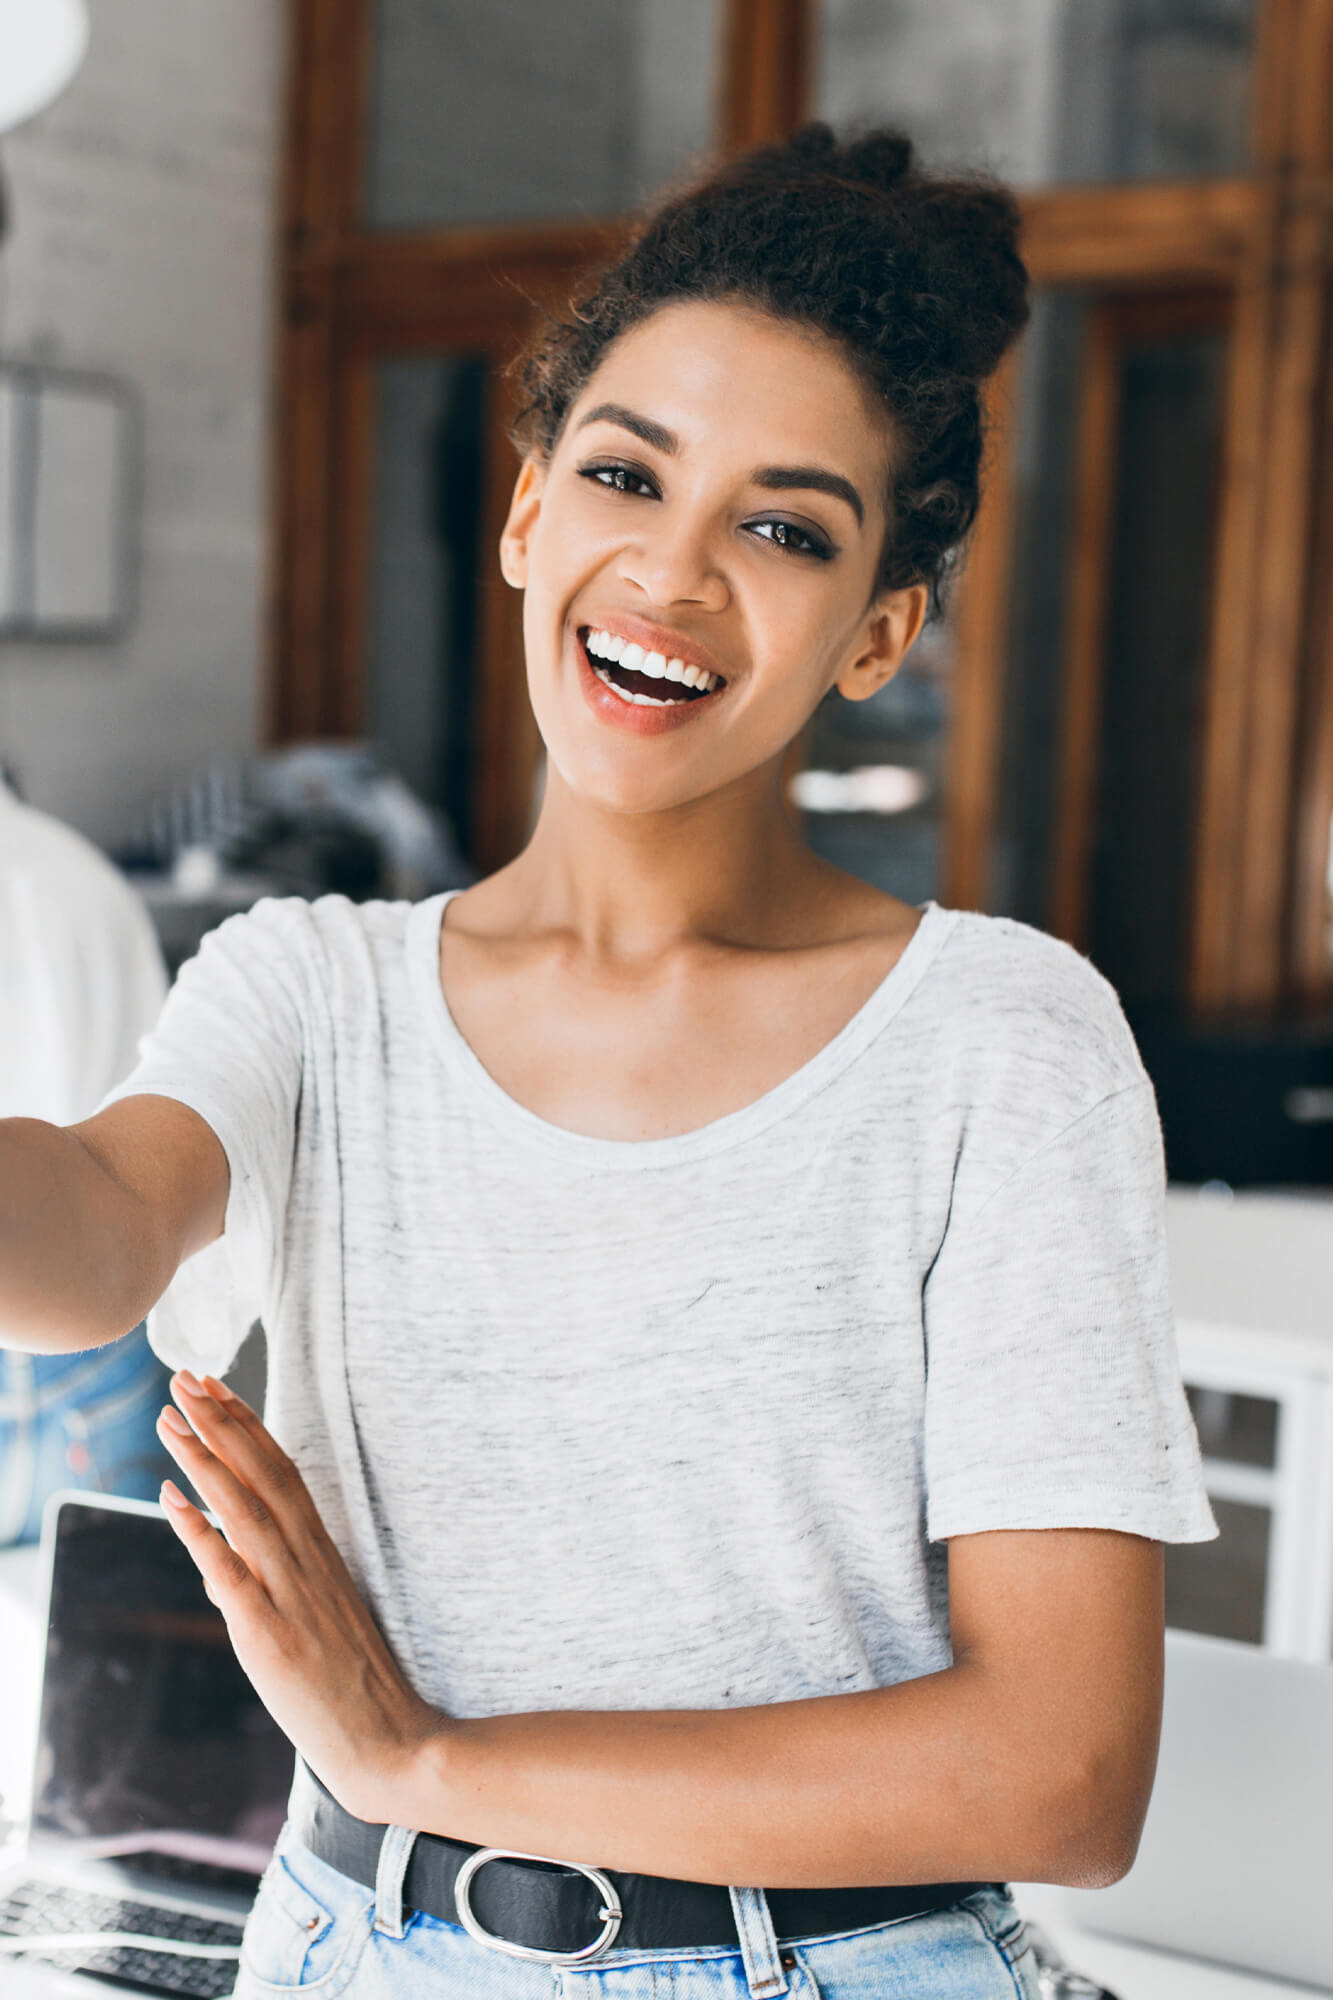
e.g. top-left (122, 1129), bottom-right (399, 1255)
top-left (596, 667), bottom-right (636, 703)
top-left (594, 664), bottom-right (688, 709)
top-left (595, 665), bottom-right (680, 708)
top-left (585, 629), bottom-right (623, 664)
top-left (586, 629), bottom-right (722, 700)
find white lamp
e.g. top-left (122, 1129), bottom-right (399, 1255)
top-left (0, 0), bottom-right (89, 138)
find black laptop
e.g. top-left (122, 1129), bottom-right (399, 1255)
top-left (0, 1493), bottom-right (294, 1996)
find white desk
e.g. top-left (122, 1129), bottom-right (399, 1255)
top-left (1014, 1883), bottom-right (1328, 1999)
top-left (0, 1545), bottom-right (77, 1997)
top-left (0, 1546), bottom-right (42, 1848)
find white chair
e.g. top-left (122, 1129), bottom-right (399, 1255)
top-left (1166, 1187), bottom-right (1333, 1662)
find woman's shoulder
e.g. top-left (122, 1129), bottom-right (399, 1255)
top-left (180, 894), bottom-right (428, 1025)
top-left (917, 904), bottom-right (1148, 1106)
top-left (201, 891), bottom-right (418, 963)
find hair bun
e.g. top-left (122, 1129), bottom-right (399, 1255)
top-left (906, 181), bottom-right (1029, 379)
top-left (839, 129), bottom-right (916, 193)
top-left (723, 121), bottom-right (915, 194)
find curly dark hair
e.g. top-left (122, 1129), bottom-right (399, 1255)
top-left (511, 124), bottom-right (1030, 616)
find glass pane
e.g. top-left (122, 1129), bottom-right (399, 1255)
top-left (1186, 1387), bottom-right (1279, 1469)
top-left (1166, 1496), bottom-right (1269, 1644)
top-left (366, 353), bottom-right (487, 863)
top-left (989, 294), bottom-right (1226, 1016)
top-left (1086, 318), bottom-right (1225, 1009)
top-left (367, 0), bottom-right (722, 231)
top-left (816, 0), bottom-right (1255, 186)
top-left (793, 625), bottom-right (951, 906)
top-left (989, 292), bottom-right (1082, 926)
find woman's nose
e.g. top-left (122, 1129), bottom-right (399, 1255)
top-left (618, 511), bottom-right (729, 612)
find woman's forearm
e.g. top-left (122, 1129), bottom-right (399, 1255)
top-left (0, 1116), bottom-right (161, 1351)
top-left (393, 1662), bottom-right (1136, 1892)
top-left (153, 1381), bottom-right (1161, 1902)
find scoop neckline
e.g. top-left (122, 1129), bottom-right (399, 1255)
top-left (406, 890), bottom-right (957, 1168)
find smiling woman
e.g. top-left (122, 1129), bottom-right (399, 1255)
top-left (0, 122), bottom-right (1216, 2000)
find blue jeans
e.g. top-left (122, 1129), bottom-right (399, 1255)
top-left (0, 1329), bottom-right (172, 1545)
top-left (234, 1824), bottom-right (1041, 1998)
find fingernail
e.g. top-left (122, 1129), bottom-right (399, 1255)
top-left (159, 1406), bottom-right (192, 1436)
top-left (204, 1374), bottom-right (237, 1401)
top-left (160, 1480), bottom-right (190, 1510)
top-left (175, 1370), bottom-right (206, 1397)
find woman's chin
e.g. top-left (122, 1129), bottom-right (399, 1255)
top-left (539, 740), bottom-right (714, 823)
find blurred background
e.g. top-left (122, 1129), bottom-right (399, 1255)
top-left (1, 0), bottom-right (1332, 1673)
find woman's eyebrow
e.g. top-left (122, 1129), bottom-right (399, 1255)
top-left (575, 403), bottom-right (865, 527)
top-left (751, 466), bottom-right (865, 527)
top-left (576, 403), bottom-right (678, 455)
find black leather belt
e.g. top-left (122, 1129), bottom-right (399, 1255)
top-left (289, 1763), bottom-right (989, 1967)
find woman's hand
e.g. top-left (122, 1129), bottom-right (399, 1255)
top-left (156, 1371), bottom-right (443, 1825)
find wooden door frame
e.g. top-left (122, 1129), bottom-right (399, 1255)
top-left (940, 180), bottom-right (1263, 917)
top-left (944, 0), bottom-right (1333, 1015)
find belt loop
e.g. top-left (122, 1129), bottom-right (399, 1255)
top-left (728, 1886), bottom-right (789, 1999)
top-left (374, 1823), bottom-right (420, 1938)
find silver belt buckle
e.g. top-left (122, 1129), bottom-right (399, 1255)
top-left (453, 1846), bottom-right (623, 1966)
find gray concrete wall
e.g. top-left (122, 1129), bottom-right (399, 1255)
top-left (632, 0), bottom-right (721, 201)
top-left (815, 0), bottom-right (1067, 185)
top-left (816, 0), bottom-right (1255, 187)
top-left (0, 0), bottom-right (282, 847)
top-left (367, 0), bottom-right (638, 229)
top-left (366, 0), bottom-right (720, 229)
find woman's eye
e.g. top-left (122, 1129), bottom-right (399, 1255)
top-left (579, 462), bottom-right (657, 498)
top-left (749, 518), bottom-right (833, 561)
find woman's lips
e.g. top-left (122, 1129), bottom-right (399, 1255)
top-left (574, 630), bottom-right (722, 737)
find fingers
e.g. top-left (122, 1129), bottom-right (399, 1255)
top-left (168, 1371), bottom-right (318, 1543)
top-left (156, 1400), bottom-right (295, 1592)
top-left (159, 1478), bottom-right (263, 1616)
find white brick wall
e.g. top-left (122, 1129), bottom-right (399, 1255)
top-left (0, 0), bottom-right (282, 847)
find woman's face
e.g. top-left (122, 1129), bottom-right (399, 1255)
top-left (500, 299), bottom-right (925, 818)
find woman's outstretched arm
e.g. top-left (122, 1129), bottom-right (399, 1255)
top-left (157, 1371), bottom-right (1164, 1892)
top-left (0, 1098), bottom-right (227, 1352)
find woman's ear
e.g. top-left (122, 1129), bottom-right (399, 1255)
top-left (498, 456), bottom-right (547, 588)
top-left (835, 584), bottom-right (929, 703)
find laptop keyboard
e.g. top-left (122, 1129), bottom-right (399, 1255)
top-left (0, 1879), bottom-right (244, 1997)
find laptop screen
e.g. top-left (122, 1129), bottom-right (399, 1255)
top-left (29, 1499), bottom-right (293, 1863)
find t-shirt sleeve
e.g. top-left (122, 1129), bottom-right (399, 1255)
top-left (99, 901), bottom-right (307, 1380)
top-left (923, 1077), bottom-right (1217, 1545)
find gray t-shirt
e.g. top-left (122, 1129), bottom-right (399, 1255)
top-left (109, 893), bottom-right (1215, 1719)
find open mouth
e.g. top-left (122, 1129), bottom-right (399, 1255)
top-left (580, 628), bottom-right (726, 708)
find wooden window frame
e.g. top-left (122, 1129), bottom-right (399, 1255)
top-left (947, 0), bottom-right (1333, 1015)
top-left (269, 0), bottom-right (1333, 1012)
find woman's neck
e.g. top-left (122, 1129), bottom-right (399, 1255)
top-left (481, 763), bottom-right (836, 964)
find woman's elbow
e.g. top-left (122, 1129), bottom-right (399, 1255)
top-left (1020, 1744), bottom-right (1155, 1888)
